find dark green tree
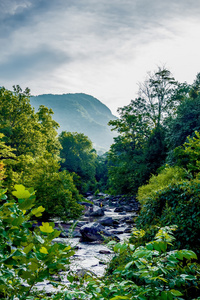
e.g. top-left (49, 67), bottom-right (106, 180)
top-left (59, 131), bottom-right (97, 193)
top-left (165, 74), bottom-right (200, 152)
top-left (95, 153), bottom-right (109, 192)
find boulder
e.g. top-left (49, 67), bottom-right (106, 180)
top-left (80, 222), bottom-right (118, 242)
top-left (98, 216), bottom-right (114, 226)
top-left (89, 205), bottom-right (105, 217)
top-left (114, 206), bottom-right (125, 212)
top-left (124, 205), bottom-right (134, 212)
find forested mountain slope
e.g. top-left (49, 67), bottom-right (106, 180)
top-left (31, 93), bottom-right (117, 153)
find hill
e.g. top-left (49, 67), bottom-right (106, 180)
top-left (30, 93), bottom-right (117, 154)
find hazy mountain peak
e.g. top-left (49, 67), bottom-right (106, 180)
top-left (31, 93), bottom-right (117, 154)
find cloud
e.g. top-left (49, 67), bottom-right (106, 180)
top-left (0, 46), bottom-right (70, 80)
top-left (0, 0), bottom-right (200, 113)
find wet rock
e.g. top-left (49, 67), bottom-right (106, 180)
top-left (80, 222), bottom-right (118, 242)
top-left (85, 205), bottom-right (104, 217)
top-left (98, 216), bottom-right (114, 226)
top-left (124, 227), bottom-right (133, 233)
top-left (72, 231), bottom-right (82, 238)
top-left (114, 206), bottom-right (125, 212)
top-left (124, 205), bottom-right (134, 212)
top-left (125, 217), bottom-right (136, 224)
top-left (110, 229), bottom-right (124, 234)
top-left (76, 221), bottom-right (88, 227)
top-left (99, 250), bottom-right (112, 254)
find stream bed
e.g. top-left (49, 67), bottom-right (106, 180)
top-left (35, 195), bottom-right (139, 293)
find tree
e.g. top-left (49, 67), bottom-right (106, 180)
top-left (59, 131), bottom-right (97, 193)
top-left (108, 67), bottom-right (178, 194)
top-left (0, 86), bottom-right (46, 157)
top-left (95, 153), bottom-right (109, 192)
top-left (108, 135), bottom-right (145, 194)
top-left (0, 86), bottom-right (83, 220)
top-left (137, 67), bottom-right (178, 128)
top-left (165, 74), bottom-right (200, 152)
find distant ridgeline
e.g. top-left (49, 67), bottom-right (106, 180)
top-left (30, 93), bottom-right (117, 154)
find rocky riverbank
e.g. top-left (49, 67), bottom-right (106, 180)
top-left (54, 194), bottom-right (140, 243)
top-left (35, 194), bottom-right (140, 292)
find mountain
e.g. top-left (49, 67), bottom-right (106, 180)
top-left (30, 93), bottom-right (117, 154)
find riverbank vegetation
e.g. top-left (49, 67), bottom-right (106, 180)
top-left (1, 66), bottom-right (200, 299)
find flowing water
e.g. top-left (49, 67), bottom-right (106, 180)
top-left (35, 206), bottom-right (136, 293)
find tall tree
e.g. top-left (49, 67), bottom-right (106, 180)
top-left (108, 67), bottom-right (179, 194)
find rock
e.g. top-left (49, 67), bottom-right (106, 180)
top-left (90, 206), bottom-right (105, 217)
top-left (110, 229), bottom-right (124, 234)
top-left (125, 217), bottom-right (136, 224)
top-left (124, 205), bottom-right (134, 212)
top-left (98, 216), bottom-right (114, 226)
top-left (85, 205), bottom-right (104, 217)
top-left (99, 250), bottom-right (112, 254)
top-left (80, 222), bottom-right (118, 242)
top-left (59, 231), bottom-right (69, 238)
top-left (114, 206), bottom-right (125, 212)
top-left (124, 227), bottom-right (133, 233)
top-left (76, 221), bottom-right (88, 227)
top-left (72, 231), bottom-right (82, 238)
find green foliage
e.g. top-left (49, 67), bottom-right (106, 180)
top-left (166, 95), bottom-right (200, 151)
top-left (0, 86), bottom-right (60, 157)
top-left (174, 131), bottom-right (200, 176)
top-left (107, 67), bottom-right (179, 194)
top-left (136, 179), bottom-right (200, 257)
top-left (59, 131), bottom-right (97, 193)
top-left (0, 184), bottom-right (75, 299)
top-left (65, 226), bottom-right (200, 300)
top-left (95, 153), bottom-right (109, 192)
top-left (107, 135), bottom-right (145, 194)
top-left (137, 166), bottom-right (188, 205)
top-left (9, 153), bottom-right (83, 220)
top-left (0, 133), bottom-right (16, 161)
top-left (0, 87), bottom-right (83, 221)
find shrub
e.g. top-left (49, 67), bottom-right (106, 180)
top-left (174, 131), bottom-right (200, 176)
top-left (72, 226), bottom-right (200, 300)
top-left (0, 184), bottom-right (75, 299)
top-left (136, 179), bottom-right (200, 257)
top-left (137, 166), bottom-right (188, 205)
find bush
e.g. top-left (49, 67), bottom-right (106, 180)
top-left (72, 226), bottom-right (200, 300)
top-left (137, 166), bottom-right (188, 205)
top-left (136, 179), bottom-right (200, 257)
top-left (0, 184), bottom-right (75, 299)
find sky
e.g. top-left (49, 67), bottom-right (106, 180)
top-left (1, 0), bottom-right (200, 116)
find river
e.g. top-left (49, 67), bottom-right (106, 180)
top-left (35, 195), bottom-right (138, 293)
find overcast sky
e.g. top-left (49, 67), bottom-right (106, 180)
top-left (1, 0), bottom-right (200, 115)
